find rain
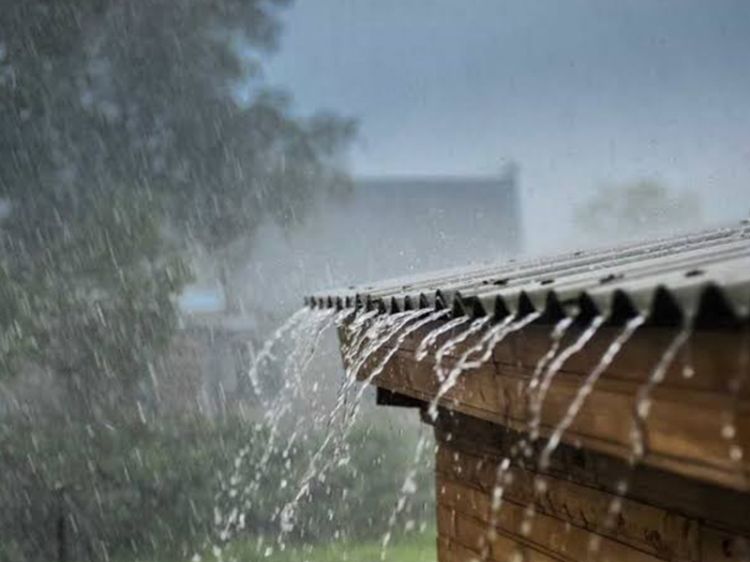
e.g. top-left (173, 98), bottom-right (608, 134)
top-left (2, 2), bottom-right (750, 562)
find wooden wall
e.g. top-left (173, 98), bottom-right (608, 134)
top-left (351, 321), bottom-right (750, 491)
top-left (341, 315), bottom-right (750, 560)
top-left (433, 410), bottom-right (750, 562)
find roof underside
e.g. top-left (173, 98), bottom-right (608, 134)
top-left (306, 223), bottom-right (750, 327)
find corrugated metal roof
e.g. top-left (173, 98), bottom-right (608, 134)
top-left (305, 223), bottom-right (750, 326)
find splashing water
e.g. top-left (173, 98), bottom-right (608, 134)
top-left (529, 315), bottom-right (605, 442)
top-left (379, 428), bottom-right (430, 561)
top-left (427, 312), bottom-right (543, 421)
top-left (630, 325), bottom-right (692, 461)
top-left (433, 316), bottom-right (491, 382)
top-left (415, 315), bottom-right (471, 362)
top-left (246, 308), bottom-right (310, 407)
top-left (211, 297), bottom-right (653, 561)
top-left (210, 307), bottom-right (336, 556)
top-left (281, 308), bottom-right (340, 402)
top-left (277, 307), bottom-right (442, 544)
top-left (538, 314), bottom-right (645, 471)
top-left (341, 309), bottom-right (385, 370)
top-left (478, 318), bottom-right (572, 560)
top-left (587, 323), bottom-right (692, 555)
top-left (723, 329), bottom-right (749, 470)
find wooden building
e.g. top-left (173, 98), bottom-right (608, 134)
top-left (307, 225), bottom-right (750, 562)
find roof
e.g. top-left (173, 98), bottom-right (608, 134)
top-left (305, 223), bottom-right (750, 327)
top-left (354, 174), bottom-right (516, 194)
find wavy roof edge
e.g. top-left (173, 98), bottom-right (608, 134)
top-left (305, 223), bottom-right (750, 327)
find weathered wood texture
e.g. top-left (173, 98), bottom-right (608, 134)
top-left (339, 316), bottom-right (749, 560)
top-left (433, 411), bottom-right (750, 562)
top-left (344, 320), bottom-right (750, 491)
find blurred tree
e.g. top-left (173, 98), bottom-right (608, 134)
top-left (575, 180), bottom-right (702, 241)
top-left (0, 0), bottom-right (354, 388)
top-left (0, 2), bottom-right (354, 559)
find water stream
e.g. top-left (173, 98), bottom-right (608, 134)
top-left (211, 307), bottom-right (336, 558)
top-left (519, 315), bottom-right (645, 545)
top-left (245, 308), bottom-right (310, 409)
top-left (587, 323), bottom-right (691, 556)
top-left (478, 318), bottom-right (573, 560)
top-left (529, 315), bottom-right (605, 442)
top-left (379, 427), bottom-right (431, 561)
top-left (277, 308), bottom-right (441, 547)
top-left (433, 316), bottom-right (491, 383)
top-left (538, 314), bottom-right (646, 471)
top-left (427, 312), bottom-right (542, 421)
top-left (415, 315), bottom-right (471, 362)
top-left (209, 298), bottom-right (732, 562)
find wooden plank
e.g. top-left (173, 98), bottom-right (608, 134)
top-left (375, 320), bottom-right (749, 396)
top-left (433, 411), bottom-right (750, 539)
top-left (438, 537), bottom-right (485, 562)
top-left (365, 346), bottom-right (750, 490)
top-left (340, 315), bottom-right (750, 556)
top-left (453, 510), bottom-right (565, 562)
top-left (437, 449), bottom-right (701, 561)
top-left (448, 492), bottom-right (661, 562)
top-left (503, 325), bottom-right (750, 397)
top-left (437, 504), bottom-right (457, 541)
top-left (700, 528), bottom-right (750, 562)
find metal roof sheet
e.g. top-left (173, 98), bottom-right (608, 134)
top-left (305, 223), bottom-right (750, 326)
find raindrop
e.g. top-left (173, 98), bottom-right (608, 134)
top-left (539, 315), bottom-right (645, 471)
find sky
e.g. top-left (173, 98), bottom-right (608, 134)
top-left (263, 0), bottom-right (750, 252)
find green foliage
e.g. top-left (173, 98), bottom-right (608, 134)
top-left (296, 422), bottom-right (434, 542)
top-left (0, 414), bottom-right (433, 562)
top-left (0, 0), bottom-right (354, 380)
top-left (0, 3), bottom-right (358, 559)
top-left (0, 189), bottom-right (191, 409)
top-left (0, 0), bottom-right (355, 254)
top-left (0, 414), bottom-right (271, 561)
top-left (218, 530), bottom-right (436, 562)
top-left (210, 415), bottom-right (434, 548)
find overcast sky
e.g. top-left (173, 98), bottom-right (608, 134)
top-left (264, 0), bottom-right (750, 252)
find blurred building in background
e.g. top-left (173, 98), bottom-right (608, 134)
top-left (241, 164), bottom-right (524, 316)
top-left (171, 166), bottom-right (523, 413)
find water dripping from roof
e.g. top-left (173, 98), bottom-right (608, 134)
top-left (246, 307), bottom-right (309, 408)
top-left (414, 315), bottom-right (472, 362)
top-left (380, 427), bottom-right (430, 561)
top-left (588, 322), bottom-right (693, 556)
top-left (538, 314), bottom-right (645, 471)
top-left (277, 307), bottom-right (439, 545)
top-left (427, 312), bottom-right (543, 422)
top-left (211, 306), bottom-right (336, 556)
top-left (528, 315), bottom-right (606, 442)
top-left (433, 316), bottom-right (491, 383)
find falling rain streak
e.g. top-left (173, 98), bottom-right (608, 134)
top-left (207, 288), bottom-right (746, 562)
top-left (539, 314), bottom-right (646, 471)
